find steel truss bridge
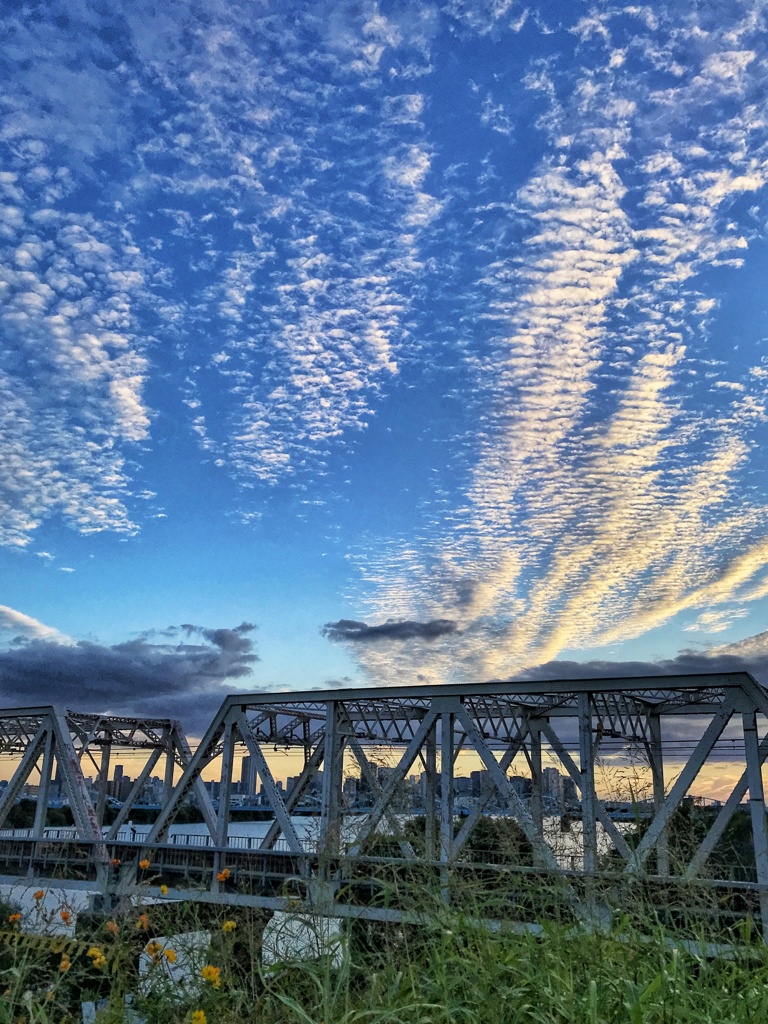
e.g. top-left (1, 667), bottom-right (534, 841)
top-left (2, 672), bottom-right (768, 938)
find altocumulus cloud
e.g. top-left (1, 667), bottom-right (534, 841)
top-left (322, 618), bottom-right (457, 642)
top-left (0, 623), bottom-right (258, 732)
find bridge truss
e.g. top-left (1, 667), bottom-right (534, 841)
top-left (1, 672), bottom-right (768, 937)
top-left (0, 707), bottom-right (206, 883)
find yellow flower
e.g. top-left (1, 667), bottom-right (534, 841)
top-left (163, 948), bottom-right (177, 964)
top-left (216, 867), bottom-right (231, 882)
top-left (191, 1011), bottom-right (207, 1024)
top-left (145, 940), bottom-right (162, 959)
top-left (221, 919), bottom-right (236, 932)
top-left (59, 955), bottom-right (71, 974)
top-left (160, 884), bottom-right (169, 896)
top-left (87, 945), bottom-right (107, 968)
top-left (139, 858), bottom-right (150, 870)
top-left (33, 889), bottom-right (45, 901)
top-left (200, 964), bottom-right (222, 988)
top-left (8, 912), bottom-right (21, 925)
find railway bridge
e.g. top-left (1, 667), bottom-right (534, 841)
top-left (1, 672), bottom-right (768, 937)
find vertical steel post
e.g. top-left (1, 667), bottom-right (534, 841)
top-left (648, 713), bottom-right (669, 876)
top-left (579, 693), bottom-right (597, 874)
top-left (320, 701), bottom-right (343, 859)
top-left (743, 709), bottom-right (768, 940)
top-left (213, 719), bottom-right (236, 887)
top-left (440, 711), bottom-right (454, 900)
top-left (424, 721), bottom-right (437, 861)
top-left (530, 719), bottom-right (543, 865)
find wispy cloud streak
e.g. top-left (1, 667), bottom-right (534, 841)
top-left (342, 0), bottom-right (768, 682)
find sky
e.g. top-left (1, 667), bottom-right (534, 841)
top-left (3, 0), bottom-right (768, 738)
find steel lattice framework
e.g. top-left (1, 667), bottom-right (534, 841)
top-left (1, 672), bottom-right (768, 935)
top-left (0, 707), bottom-right (208, 882)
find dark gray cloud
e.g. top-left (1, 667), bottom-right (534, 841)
top-left (180, 622), bottom-right (256, 655)
top-left (0, 624), bottom-right (259, 733)
top-left (516, 649), bottom-right (768, 690)
top-left (322, 618), bottom-right (458, 643)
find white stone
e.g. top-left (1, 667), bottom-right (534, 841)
top-left (262, 912), bottom-right (344, 967)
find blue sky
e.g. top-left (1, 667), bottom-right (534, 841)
top-left (3, 0), bottom-right (768, 727)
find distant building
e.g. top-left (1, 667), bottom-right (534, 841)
top-left (108, 764), bottom-right (132, 803)
top-left (542, 767), bottom-right (563, 805)
top-left (470, 770), bottom-right (489, 797)
top-left (240, 755), bottom-right (257, 796)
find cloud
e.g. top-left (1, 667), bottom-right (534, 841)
top-left (0, 605), bottom-right (72, 645)
top-left (338, 0), bottom-right (768, 687)
top-left (683, 609), bottom-right (748, 634)
top-left (322, 618), bottom-right (458, 643)
top-left (0, 623), bottom-right (259, 731)
top-left (444, 0), bottom-right (521, 36)
top-left (124, 4), bottom-right (443, 489)
top-left (517, 647), bottom-right (768, 692)
top-left (0, 148), bottom-right (155, 548)
top-left (1, 0), bottom-right (448, 530)
top-left (5, 0), bottom-right (768, 695)
top-left (180, 621), bottom-right (257, 655)
top-left (709, 629), bottom-right (768, 660)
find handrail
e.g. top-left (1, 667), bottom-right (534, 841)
top-left (0, 827), bottom-right (316, 852)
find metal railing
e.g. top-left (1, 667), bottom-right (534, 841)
top-left (0, 827), bottom-right (316, 853)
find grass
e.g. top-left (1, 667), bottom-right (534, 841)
top-left (3, 873), bottom-right (768, 1024)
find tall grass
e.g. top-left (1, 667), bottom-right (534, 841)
top-left (3, 870), bottom-right (768, 1024)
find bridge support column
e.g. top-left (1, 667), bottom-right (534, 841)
top-left (320, 701), bottom-right (344, 872)
top-left (440, 711), bottom-right (455, 900)
top-left (424, 723), bottom-right (437, 861)
top-left (579, 694), bottom-right (597, 875)
top-left (529, 720), bottom-right (543, 865)
top-left (743, 709), bottom-right (768, 941)
top-left (647, 713), bottom-right (668, 876)
top-left (212, 718), bottom-right (236, 890)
